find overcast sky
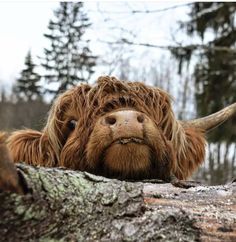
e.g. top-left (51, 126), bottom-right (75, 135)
top-left (0, 1), bottom-right (191, 90)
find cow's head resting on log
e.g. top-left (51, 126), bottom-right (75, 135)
top-left (7, 76), bottom-right (236, 182)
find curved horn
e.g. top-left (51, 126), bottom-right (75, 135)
top-left (183, 103), bottom-right (236, 132)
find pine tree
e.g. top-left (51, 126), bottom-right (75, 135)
top-left (41, 2), bottom-right (96, 96)
top-left (14, 51), bottom-right (41, 102)
top-left (172, 2), bottom-right (236, 142)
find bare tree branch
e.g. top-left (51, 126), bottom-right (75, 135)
top-left (99, 38), bottom-right (236, 53)
top-left (94, 2), bottom-right (193, 15)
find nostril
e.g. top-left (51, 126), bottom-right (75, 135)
top-left (105, 116), bottom-right (116, 125)
top-left (137, 114), bottom-right (144, 123)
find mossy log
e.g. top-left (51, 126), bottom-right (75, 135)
top-left (0, 164), bottom-right (235, 242)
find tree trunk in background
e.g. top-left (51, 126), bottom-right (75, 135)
top-left (0, 164), bottom-right (236, 242)
top-left (232, 145), bottom-right (236, 178)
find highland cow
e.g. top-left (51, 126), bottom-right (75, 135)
top-left (1, 76), bottom-right (236, 193)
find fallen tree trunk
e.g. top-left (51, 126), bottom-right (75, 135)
top-left (0, 164), bottom-right (235, 241)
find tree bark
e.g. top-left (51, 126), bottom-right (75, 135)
top-left (0, 164), bottom-right (235, 242)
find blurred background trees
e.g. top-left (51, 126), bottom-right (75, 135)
top-left (0, 1), bottom-right (235, 184)
top-left (41, 2), bottom-right (96, 97)
top-left (13, 51), bottom-right (42, 102)
top-left (0, 51), bottom-right (49, 131)
top-left (170, 2), bottom-right (236, 184)
top-left (173, 2), bottom-right (236, 142)
top-left (0, 2), bottom-right (96, 130)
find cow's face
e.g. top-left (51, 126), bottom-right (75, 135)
top-left (86, 108), bottom-right (175, 180)
top-left (46, 77), bottom-right (177, 180)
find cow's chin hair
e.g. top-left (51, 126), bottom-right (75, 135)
top-left (103, 143), bottom-right (151, 179)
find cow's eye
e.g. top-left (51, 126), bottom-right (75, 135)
top-left (68, 120), bottom-right (77, 130)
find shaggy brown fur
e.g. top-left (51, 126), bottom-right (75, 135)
top-left (7, 76), bottom-right (206, 180)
